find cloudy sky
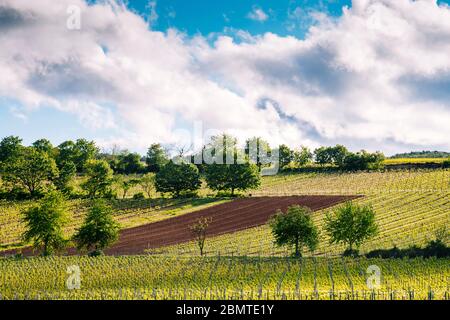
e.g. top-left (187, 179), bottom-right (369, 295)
top-left (0, 0), bottom-right (449, 155)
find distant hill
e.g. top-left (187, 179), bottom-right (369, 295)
top-left (390, 151), bottom-right (450, 159)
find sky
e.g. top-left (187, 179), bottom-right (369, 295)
top-left (0, 0), bottom-right (450, 156)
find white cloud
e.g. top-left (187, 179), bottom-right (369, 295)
top-left (0, 0), bottom-right (449, 154)
top-left (247, 7), bottom-right (269, 22)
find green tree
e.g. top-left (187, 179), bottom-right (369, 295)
top-left (278, 144), bottom-right (294, 169)
top-left (325, 202), bottom-right (378, 255)
top-left (53, 161), bottom-right (76, 193)
top-left (245, 137), bottom-right (271, 172)
top-left (22, 191), bottom-right (69, 256)
top-left (115, 175), bottom-right (141, 199)
top-left (330, 145), bottom-right (349, 167)
top-left (342, 150), bottom-right (385, 171)
top-left (314, 146), bottom-right (333, 166)
top-left (294, 146), bottom-right (313, 167)
top-left (146, 144), bottom-right (169, 172)
top-left (0, 136), bottom-right (23, 164)
top-left (204, 162), bottom-right (260, 196)
top-left (3, 147), bottom-right (58, 196)
top-left (56, 139), bottom-right (99, 173)
top-left (73, 200), bottom-right (120, 256)
top-left (81, 160), bottom-right (113, 198)
top-left (155, 161), bottom-right (201, 197)
top-left (270, 205), bottom-right (319, 257)
top-left (32, 139), bottom-right (54, 155)
top-left (116, 152), bottom-right (145, 174)
top-left (140, 173), bottom-right (156, 198)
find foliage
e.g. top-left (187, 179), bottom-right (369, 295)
top-left (140, 173), bottom-right (156, 198)
top-left (155, 161), bottom-right (201, 197)
top-left (146, 144), bottom-right (169, 173)
top-left (56, 139), bottom-right (99, 173)
top-left (73, 200), bottom-right (120, 256)
top-left (53, 161), bottom-right (76, 194)
top-left (342, 150), bottom-right (385, 171)
top-left (2, 147), bottom-right (58, 196)
top-left (116, 152), bottom-right (145, 174)
top-left (204, 162), bottom-right (260, 196)
top-left (390, 151), bottom-right (450, 159)
top-left (278, 144), bottom-right (294, 169)
top-left (325, 202), bottom-right (378, 253)
top-left (293, 146), bottom-right (313, 167)
top-left (244, 137), bottom-right (271, 171)
top-left (0, 136), bottom-right (23, 170)
top-left (314, 145), bottom-right (349, 167)
top-left (81, 160), bottom-right (114, 198)
top-left (270, 205), bottom-right (319, 257)
top-left (32, 139), bottom-right (54, 155)
top-left (189, 217), bottom-right (212, 256)
top-left (21, 191), bottom-right (69, 256)
top-left (115, 175), bottom-right (141, 199)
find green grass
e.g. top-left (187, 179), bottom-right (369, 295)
top-left (0, 255), bottom-right (448, 300)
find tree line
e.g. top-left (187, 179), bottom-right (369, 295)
top-left (0, 135), bottom-right (385, 200)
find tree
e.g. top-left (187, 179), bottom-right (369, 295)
top-left (270, 205), bottom-right (319, 257)
top-left (0, 136), bottom-right (23, 164)
top-left (73, 200), bottom-right (120, 256)
top-left (53, 161), bottom-right (76, 193)
top-left (146, 144), bottom-right (169, 172)
top-left (115, 175), bottom-right (141, 199)
top-left (32, 139), bottom-right (54, 155)
top-left (22, 191), bottom-right (69, 256)
top-left (314, 146), bottom-right (333, 166)
top-left (294, 146), bottom-right (313, 167)
top-left (245, 137), bottom-right (271, 172)
top-left (140, 173), bottom-right (156, 198)
top-left (155, 161), bottom-right (201, 197)
top-left (56, 139), bottom-right (99, 173)
top-left (278, 144), bottom-right (294, 169)
top-left (81, 160), bottom-right (113, 198)
top-left (204, 162), bottom-right (260, 196)
top-left (342, 150), bottom-right (385, 171)
top-left (330, 145), bottom-right (349, 167)
top-left (3, 147), bottom-right (58, 196)
top-left (189, 217), bottom-right (212, 256)
top-left (116, 152), bottom-right (145, 174)
top-left (325, 202), bottom-right (378, 255)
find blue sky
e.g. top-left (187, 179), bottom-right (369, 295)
top-left (1, 0), bottom-right (450, 154)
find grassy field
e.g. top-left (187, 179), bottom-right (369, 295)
top-left (0, 256), bottom-right (448, 300)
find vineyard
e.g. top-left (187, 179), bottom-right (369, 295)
top-left (152, 170), bottom-right (450, 256)
top-left (0, 256), bottom-right (448, 300)
top-left (0, 169), bottom-right (449, 300)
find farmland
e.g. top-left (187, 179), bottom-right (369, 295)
top-left (0, 169), bottom-right (449, 300)
top-left (0, 255), bottom-right (448, 300)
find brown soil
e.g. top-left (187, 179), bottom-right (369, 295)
top-left (2, 195), bottom-right (360, 256)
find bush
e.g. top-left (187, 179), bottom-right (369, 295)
top-left (132, 192), bottom-right (145, 200)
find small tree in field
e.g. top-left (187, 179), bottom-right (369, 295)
top-left (270, 205), bottom-right (319, 257)
top-left (325, 202), bottom-right (378, 256)
top-left (140, 173), bottom-right (156, 198)
top-left (22, 191), bottom-right (69, 256)
top-left (73, 200), bottom-right (120, 256)
top-left (81, 159), bottom-right (113, 198)
top-left (189, 217), bottom-right (212, 256)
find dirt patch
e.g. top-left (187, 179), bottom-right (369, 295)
top-left (3, 195), bottom-right (360, 256)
